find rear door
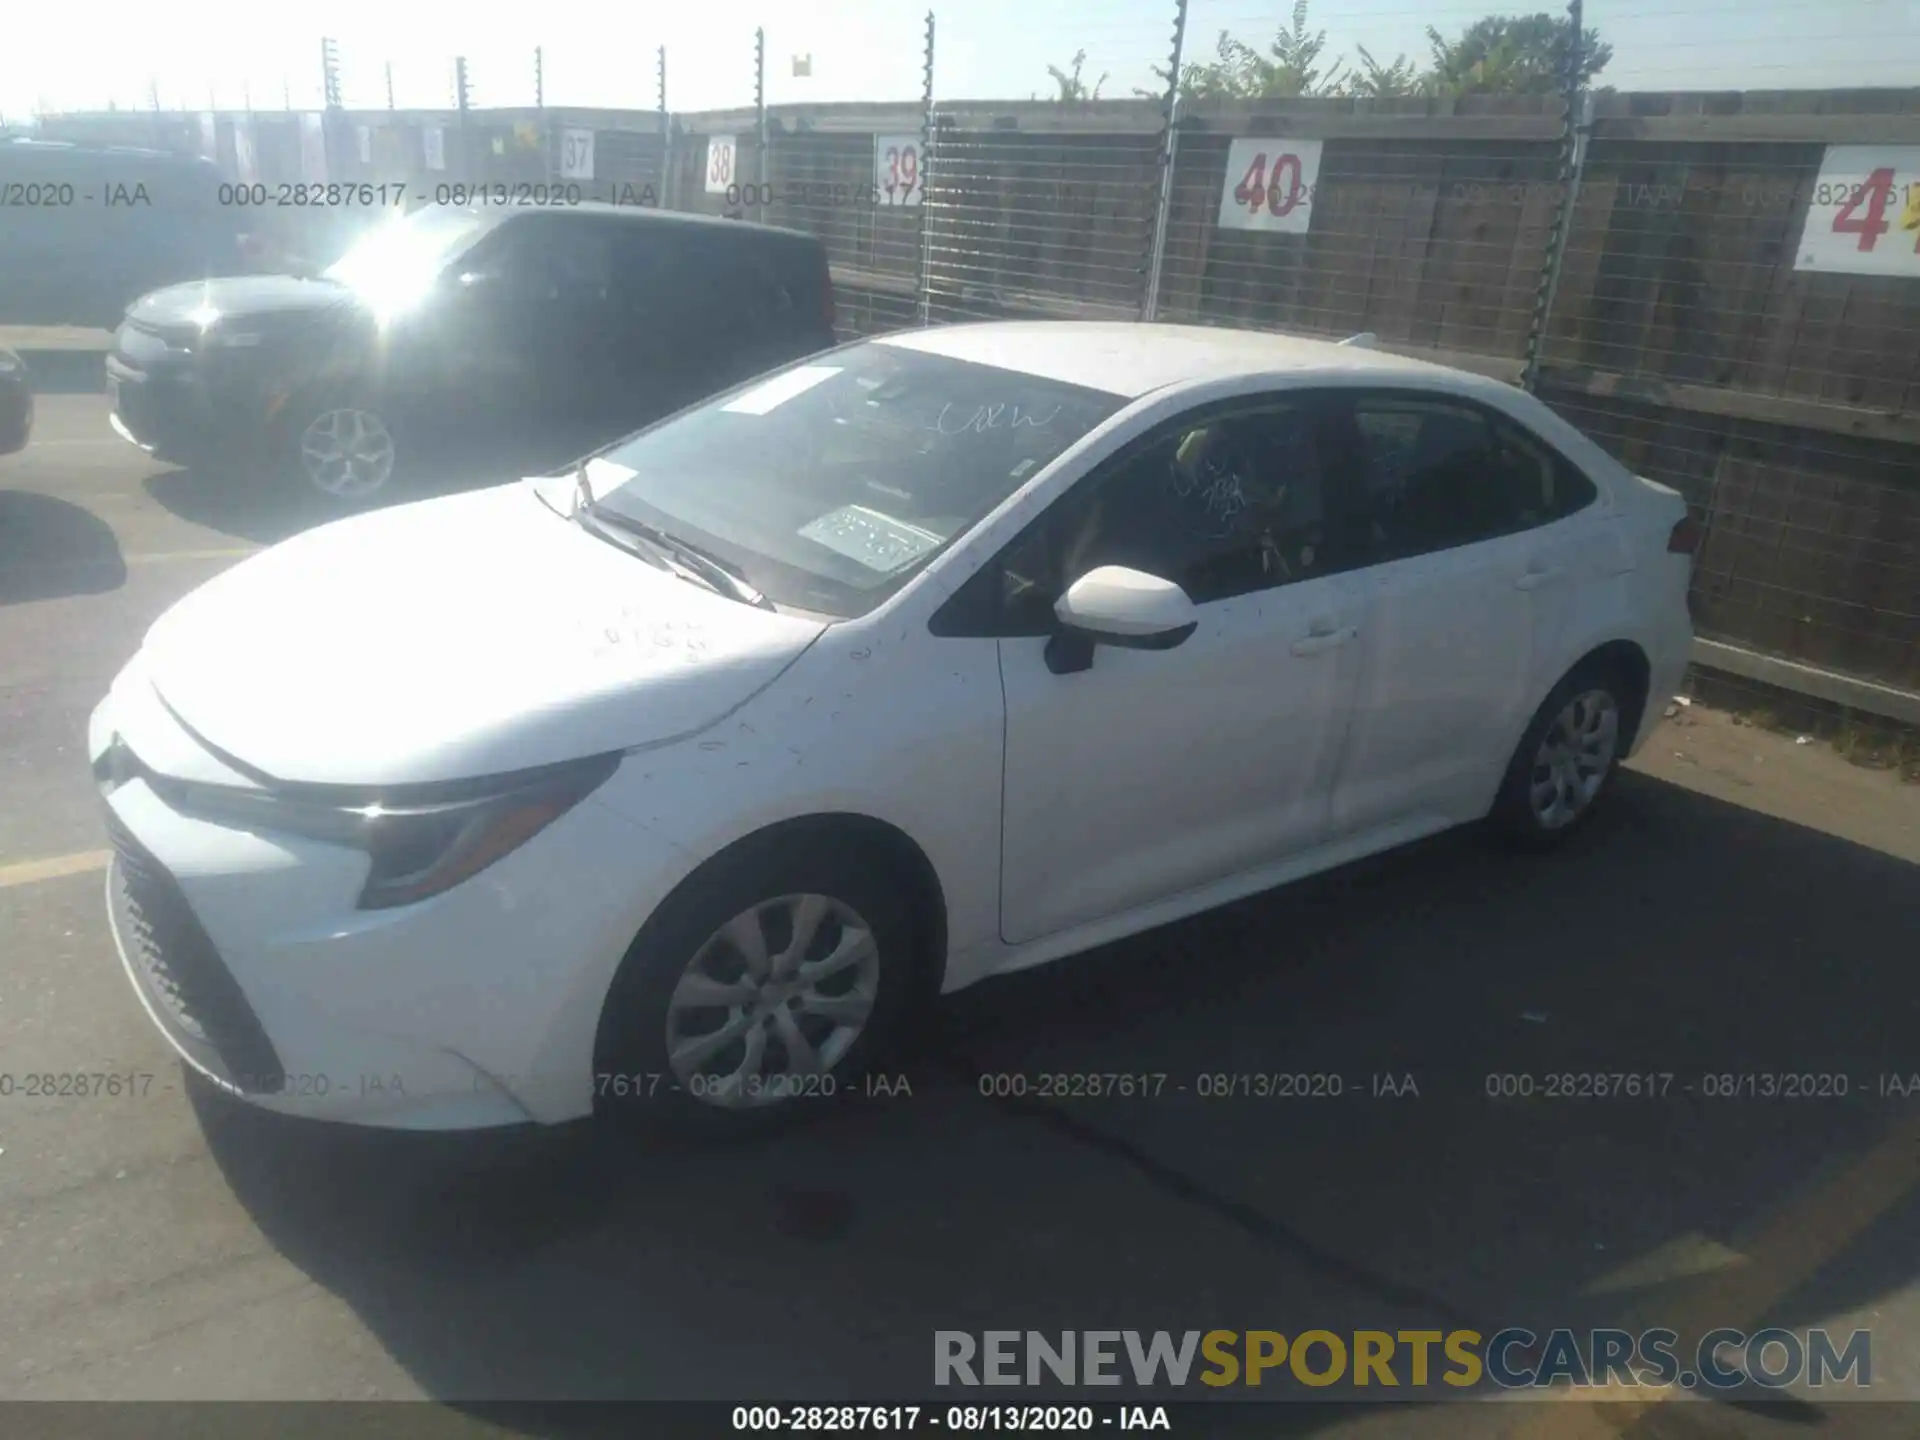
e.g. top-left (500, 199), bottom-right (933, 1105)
top-left (1320, 390), bottom-right (1552, 837)
top-left (762, 239), bottom-right (838, 359)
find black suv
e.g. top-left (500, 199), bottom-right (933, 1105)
top-left (106, 204), bottom-right (839, 502)
top-left (1, 140), bottom-right (258, 329)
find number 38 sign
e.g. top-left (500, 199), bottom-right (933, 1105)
top-left (1217, 137), bottom-right (1324, 234)
top-left (1795, 146), bottom-right (1920, 278)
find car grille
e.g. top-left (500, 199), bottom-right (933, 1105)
top-left (114, 321), bottom-right (187, 368)
top-left (105, 808), bottom-right (285, 1094)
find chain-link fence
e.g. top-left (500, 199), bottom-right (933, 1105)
top-left (20, 18), bottom-right (1920, 705)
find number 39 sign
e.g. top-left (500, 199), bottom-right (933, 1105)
top-left (1217, 137), bottom-right (1324, 234)
top-left (875, 134), bottom-right (923, 208)
top-left (1795, 146), bottom-right (1920, 278)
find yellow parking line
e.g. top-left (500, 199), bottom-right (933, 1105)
top-left (0, 849), bottom-right (111, 890)
top-left (1506, 1109), bottom-right (1920, 1436)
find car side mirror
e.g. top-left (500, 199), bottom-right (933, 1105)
top-left (1044, 565), bottom-right (1199, 676)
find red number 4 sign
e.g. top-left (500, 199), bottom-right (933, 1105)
top-left (1795, 146), bottom-right (1920, 277)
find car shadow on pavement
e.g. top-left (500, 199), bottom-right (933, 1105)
top-left (191, 770), bottom-right (1920, 1430)
top-left (144, 432), bottom-right (600, 548)
top-left (0, 490), bottom-right (127, 603)
top-left (144, 467), bottom-right (365, 548)
top-left (14, 349), bottom-right (108, 396)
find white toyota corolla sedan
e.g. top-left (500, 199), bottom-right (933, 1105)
top-left (91, 322), bottom-right (1696, 1131)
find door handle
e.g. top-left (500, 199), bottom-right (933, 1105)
top-left (1515, 566), bottom-right (1564, 592)
top-left (1290, 626), bottom-right (1358, 657)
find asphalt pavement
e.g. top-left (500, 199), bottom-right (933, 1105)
top-left (1, 372), bottom-right (1918, 1438)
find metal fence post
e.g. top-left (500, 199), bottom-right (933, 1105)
top-left (535, 47), bottom-right (550, 186)
top-left (915, 10), bottom-right (936, 327)
top-left (455, 56), bottom-right (471, 175)
top-left (658, 46), bottom-right (670, 203)
top-left (321, 39), bottom-right (342, 110)
top-left (1141, 0), bottom-right (1188, 323)
top-left (320, 39), bottom-right (342, 182)
top-left (754, 28), bottom-right (768, 225)
top-left (1522, 0), bottom-right (1589, 393)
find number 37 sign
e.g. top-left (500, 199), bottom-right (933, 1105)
top-left (1795, 146), bottom-right (1920, 278)
top-left (1217, 137), bottom-right (1324, 234)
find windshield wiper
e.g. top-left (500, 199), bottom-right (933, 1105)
top-left (576, 491), bottom-right (774, 611)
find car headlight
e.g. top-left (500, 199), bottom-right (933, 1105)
top-left (152, 752), bottom-right (621, 910)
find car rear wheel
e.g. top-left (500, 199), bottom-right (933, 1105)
top-left (1490, 662), bottom-right (1628, 849)
top-left (592, 839), bottom-right (919, 1134)
top-left (281, 395), bottom-right (400, 504)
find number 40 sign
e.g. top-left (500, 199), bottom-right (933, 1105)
top-left (1217, 137), bottom-right (1324, 234)
top-left (1795, 146), bottom-right (1920, 278)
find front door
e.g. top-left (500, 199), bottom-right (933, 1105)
top-left (995, 394), bottom-right (1368, 946)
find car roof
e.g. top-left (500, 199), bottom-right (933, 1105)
top-left (874, 321), bottom-right (1508, 402)
top-left (502, 201), bottom-right (826, 251)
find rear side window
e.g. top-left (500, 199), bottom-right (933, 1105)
top-left (610, 228), bottom-right (708, 319)
top-left (1489, 416), bottom-right (1598, 525)
top-left (1348, 395), bottom-right (1596, 561)
top-left (709, 240), bottom-right (811, 326)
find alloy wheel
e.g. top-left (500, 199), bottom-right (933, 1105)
top-left (298, 407), bottom-right (396, 500)
top-left (664, 892), bottom-right (881, 1109)
top-left (1529, 688), bottom-right (1620, 830)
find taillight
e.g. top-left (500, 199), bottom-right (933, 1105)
top-left (1668, 516), bottom-right (1703, 554)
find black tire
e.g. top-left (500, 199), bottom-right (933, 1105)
top-left (591, 834), bottom-right (923, 1136)
top-left (1488, 659), bottom-right (1632, 851)
top-left (272, 387), bottom-right (406, 508)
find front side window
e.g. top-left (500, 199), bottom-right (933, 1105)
top-left (322, 205), bottom-right (500, 311)
top-left (991, 398), bottom-right (1341, 633)
top-left (587, 342), bottom-right (1125, 617)
top-left (534, 223), bottom-right (614, 302)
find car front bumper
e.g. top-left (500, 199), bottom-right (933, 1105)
top-left (89, 662), bottom-right (685, 1131)
top-left (105, 355), bottom-right (247, 465)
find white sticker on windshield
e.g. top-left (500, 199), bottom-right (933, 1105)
top-left (722, 366), bottom-right (843, 416)
top-left (798, 505), bottom-right (945, 574)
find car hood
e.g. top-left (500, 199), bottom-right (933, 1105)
top-left (127, 274), bottom-right (364, 328)
top-left (137, 482), bottom-right (829, 788)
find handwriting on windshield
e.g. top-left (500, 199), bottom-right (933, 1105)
top-left (930, 402), bottom-right (1063, 436)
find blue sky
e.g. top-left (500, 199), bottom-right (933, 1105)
top-left (2, 0), bottom-right (1915, 120)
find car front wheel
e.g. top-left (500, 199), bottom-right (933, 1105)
top-left (281, 395), bottom-right (401, 504)
top-left (593, 838), bottom-right (920, 1132)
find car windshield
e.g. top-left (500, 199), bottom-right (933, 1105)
top-left (322, 206), bottom-right (497, 311)
top-left (587, 342), bottom-right (1126, 617)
